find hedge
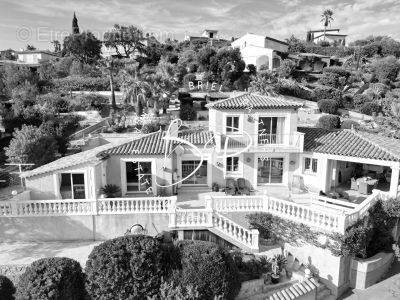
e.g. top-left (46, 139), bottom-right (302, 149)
top-left (179, 103), bottom-right (197, 121)
top-left (360, 101), bottom-right (381, 116)
top-left (53, 76), bottom-right (113, 91)
top-left (0, 275), bottom-right (15, 300)
top-left (318, 99), bottom-right (339, 114)
top-left (341, 119), bottom-right (360, 130)
top-left (353, 94), bottom-right (371, 109)
top-left (317, 114), bottom-right (341, 129)
top-left (15, 257), bottom-right (86, 300)
top-left (85, 235), bottom-right (169, 299)
top-left (313, 86), bottom-right (342, 103)
top-left (176, 240), bottom-right (241, 299)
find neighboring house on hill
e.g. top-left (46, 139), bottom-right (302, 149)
top-left (184, 29), bottom-right (226, 42)
top-left (231, 33), bottom-right (288, 71)
top-left (16, 50), bottom-right (58, 66)
top-left (307, 29), bottom-right (347, 46)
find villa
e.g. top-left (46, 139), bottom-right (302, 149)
top-left (231, 33), bottom-right (288, 70)
top-left (1, 93), bottom-right (400, 297)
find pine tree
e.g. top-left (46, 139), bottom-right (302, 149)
top-left (72, 12), bottom-right (80, 34)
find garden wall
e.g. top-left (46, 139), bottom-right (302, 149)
top-left (0, 213), bottom-right (170, 242)
top-left (350, 252), bottom-right (394, 290)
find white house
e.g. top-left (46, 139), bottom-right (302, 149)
top-left (16, 50), bottom-right (58, 66)
top-left (3, 93), bottom-right (400, 298)
top-left (184, 29), bottom-right (220, 42)
top-left (231, 33), bottom-right (288, 70)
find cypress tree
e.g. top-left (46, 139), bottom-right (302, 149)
top-left (72, 12), bottom-right (80, 34)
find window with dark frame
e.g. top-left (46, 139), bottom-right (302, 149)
top-left (226, 157), bottom-right (239, 172)
top-left (304, 157), bottom-right (318, 174)
top-left (226, 116), bottom-right (239, 133)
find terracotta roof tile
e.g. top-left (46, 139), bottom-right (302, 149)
top-left (206, 93), bottom-right (303, 110)
top-left (103, 131), bottom-right (170, 156)
top-left (299, 127), bottom-right (400, 162)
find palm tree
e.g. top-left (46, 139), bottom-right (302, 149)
top-left (321, 9), bottom-right (334, 41)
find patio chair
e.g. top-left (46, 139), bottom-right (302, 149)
top-left (350, 177), bottom-right (358, 190)
top-left (225, 178), bottom-right (237, 196)
top-left (237, 178), bottom-right (250, 195)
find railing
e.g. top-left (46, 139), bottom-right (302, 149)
top-left (219, 132), bottom-right (304, 150)
top-left (0, 199), bottom-right (96, 217)
top-left (210, 195), bottom-right (264, 212)
top-left (69, 117), bottom-right (111, 141)
top-left (212, 212), bottom-right (259, 250)
top-left (310, 195), bottom-right (358, 211)
top-left (0, 196), bottom-right (177, 217)
top-left (172, 209), bottom-right (213, 228)
top-left (267, 196), bottom-right (346, 233)
top-left (97, 197), bottom-right (176, 214)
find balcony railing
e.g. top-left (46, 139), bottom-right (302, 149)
top-left (218, 132), bottom-right (304, 151)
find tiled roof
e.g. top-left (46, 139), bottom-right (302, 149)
top-left (103, 131), bottom-right (171, 156)
top-left (178, 130), bottom-right (215, 146)
top-left (206, 93), bottom-right (303, 110)
top-left (299, 127), bottom-right (400, 162)
top-left (22, 143), bottom-right (114, 178)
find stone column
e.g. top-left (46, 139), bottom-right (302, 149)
top-left (390, 165), bottom-right (400, 198)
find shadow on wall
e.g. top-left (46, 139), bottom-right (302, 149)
top-left (0, 216), bottom-right (100, 242)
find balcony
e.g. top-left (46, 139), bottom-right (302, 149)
top-left (216, 132), bottom-right (304, 153)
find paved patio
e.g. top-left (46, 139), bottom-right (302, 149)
top-left (0, 241), bottom-right (101, 267)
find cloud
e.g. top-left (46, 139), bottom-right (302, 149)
top-left (0, 0), bottom-right (399, 49)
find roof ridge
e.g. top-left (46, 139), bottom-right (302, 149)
top-left (350, 129), bottom-right (400, 161)
top-left (206, 92), bottom-right (251, 108)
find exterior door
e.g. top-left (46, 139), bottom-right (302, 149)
top-left (257, 157), bottom-right (284, 184)
top-left (181, 160), bottom-right (207, 185)
top-left (126, 161), bottom-right (152, 192)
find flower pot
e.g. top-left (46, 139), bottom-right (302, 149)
top-left (271, 274), bottom-right (280, 284)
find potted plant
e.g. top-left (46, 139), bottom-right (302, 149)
top-left (212, 182), bottom-right (220, 192)
top-left (270, 254), bottom-right (287, 284)
top-left (100, 184), bottom-right (121, 198)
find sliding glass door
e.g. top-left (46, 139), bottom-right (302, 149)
top-left (126, 161), bottom-right (152, 192)
top-left (257, 158), bottom-right (284, 184)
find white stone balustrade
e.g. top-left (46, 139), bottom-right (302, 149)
top-left (212, 212), bottom-right (259, 250)
top-left (173, 209), bottom-right (213, 228)
top-left (97, 197), bottom-right (176, 214)
top-left (210, 195), bottom-right (265, 212)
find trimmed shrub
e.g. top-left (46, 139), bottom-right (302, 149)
top-left (85, 235), bottom-right (169, 299)
top-left (179, 103), bottom-right (196, 121)
top-left (317, 114), bottom-right (341, 129)
top-left (353, 94), bottom-right (371, 109)
top-left (341, 119), bottom-right (360, 130)
top-left (0, 275), bottom-right (15, 300)
top-left (15, 257), bottom-right (86, 300)
top-left (274, 78), bottom-right (314, 100)
top-left (313, 86), bottom-right (342, 103)
top-left (323, 66), bottom-right (351, 78)
top-left (176, 240), bottom-right (241, 299)
top-left (371, 56), bottom-right (400, 84)
top-left (318, 99), bottom-right (339, 114)
top-left (360, 101), bottom-right (381, 116)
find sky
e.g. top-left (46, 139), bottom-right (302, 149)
top-left (0, 0), bottom-right (400, 50)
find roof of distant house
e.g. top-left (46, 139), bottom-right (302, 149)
top-left (206, 93), bottom-right (303, 110)
top-left (16, 50), bottom-right (59, 56)
top-left (178, 130), bottom-right (215, 146)
top-left (299, 127), bottom-right (400, 162)
top-left (314, 33), bottom-right (348, 39)
top-left (265, 36), bottom-right (288, 46)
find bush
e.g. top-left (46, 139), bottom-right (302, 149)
top-left (316, 114), bottom-right (341, 129)
top-left (179, 103), bottom-right (196, 121)
top-left (360, 101), bottom-right (381, 115)
top-left (371, 56), bottom-right (400, 84)
top-left (313, 86), bottom-right (342, 103)
top-left (53, 76), bottom-right (112, 91)
top-left (323, 66), bottom-right (351, 79)
top-left (341, 119), bottom-right (360, 130)
top-left (353, 94), bottom-right (371, 109)
top-left (176, 240), bottom-right (241, 299)
top-left (0, 275), bottom-right (15, 300)
top-left (318, 99), bottom-right (339, 114)
top-left (16, 257), bottom-right (86, 300)
top-left (141, 122), bottom-right (160, 133)
top-left (274, 78), bottom-right (313, 100)
top-left (85, 235), bottom-right (169, 299)
top-left (277, 59), bottom-right (296, 78)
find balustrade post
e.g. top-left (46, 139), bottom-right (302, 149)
top-left (338, 213), bottom-right (347, 234)
top-left (250, 229), bottom-right (259, 251)
top-left (168, 208), bottom-right (177, 228)
top-left (205, 195), bottom-right (213, 211)
top-left (169, 196), bottom-right (177, 212)
top-left (262, 190), bottom-right (269, 212)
